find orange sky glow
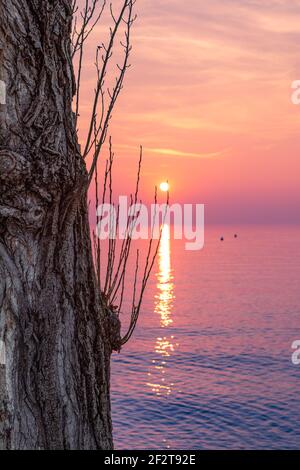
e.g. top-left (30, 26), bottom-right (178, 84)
top-left (77, 0), bottom-right (300, 224)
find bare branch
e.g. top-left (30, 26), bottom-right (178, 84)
top-left (72, 0), bottom-right (107, 127)
top-left (72, 1), bottom-right (155, 348)
top-left (121, 189), bottom-right (170, 346)
top-left (93, 142), bottom-right (169, 347)
top-left (86, 1), bottom-right (136, 185)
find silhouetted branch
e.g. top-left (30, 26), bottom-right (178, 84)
top-left (93, 143), bottom-right (169, 346)
top-left (121, 188), bottom-right (170, 346)
top-left (73, 1), bottom-right (158, 347)
top-left (87, 1), bottom-right (136, 186)
top-left (72, 1), bottom-right (107, 128)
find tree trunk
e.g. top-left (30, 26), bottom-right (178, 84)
top-left (0, 0), bottom-right (119, 449)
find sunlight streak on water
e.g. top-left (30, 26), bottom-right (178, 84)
top-left (155, 224), bottom-right (174, 328)
top-left (112, 226), bottom-right (300, 450)
top-left (147, 224), bottom-right (177, 397)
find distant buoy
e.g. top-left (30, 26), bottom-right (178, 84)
top-left (234, 234), bottom-right (238, 238)
top-left (220, 237), bottom-right (224, 241)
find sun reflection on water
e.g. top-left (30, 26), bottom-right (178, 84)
top-left (147, 224), bottom-right (177, 397)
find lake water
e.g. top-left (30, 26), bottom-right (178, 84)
top-left (111, 225), bottom-right (300, 449)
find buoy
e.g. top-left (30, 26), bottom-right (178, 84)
top-left (234, 234), bottom-right (238, 238)
top-left (220, 237), bottom-right (224, 241)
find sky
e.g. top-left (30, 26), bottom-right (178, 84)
top-left (77, 0), bottom-right (300, 225)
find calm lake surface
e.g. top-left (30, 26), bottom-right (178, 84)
top-left (111, 225), bottom-right (300, 449)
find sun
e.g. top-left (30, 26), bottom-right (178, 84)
top-left (160, 181), bottom-right (169, 192)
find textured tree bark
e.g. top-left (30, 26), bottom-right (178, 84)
top-left (0, 0), bottom-right (119, 449)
